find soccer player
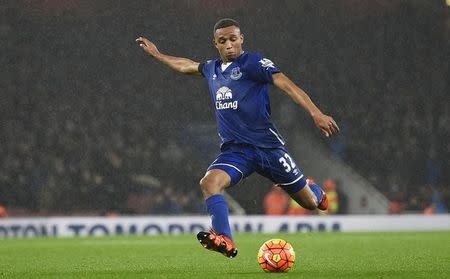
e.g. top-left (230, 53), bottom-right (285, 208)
top-left (136, 18), bottom-right (339, 258)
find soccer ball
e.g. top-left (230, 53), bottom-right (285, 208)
top-left (257, 238), bottom-right (296, 272)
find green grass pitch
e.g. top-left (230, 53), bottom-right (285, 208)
top-left (0, 232), bottom-right (449, 278)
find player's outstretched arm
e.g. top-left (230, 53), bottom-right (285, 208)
top-left (136, 36), bottom-right (201, 75)
top-left (273, 72), bottom-right (339, 138)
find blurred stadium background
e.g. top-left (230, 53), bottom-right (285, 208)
top-left (1, 0), bottom-right (449, 222)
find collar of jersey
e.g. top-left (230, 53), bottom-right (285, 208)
top-left (219, 51), bottom-right (245, 73)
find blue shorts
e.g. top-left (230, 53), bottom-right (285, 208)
top-left (207, 143), bottom-right (307, 194)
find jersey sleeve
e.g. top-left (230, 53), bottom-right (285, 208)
top-left (198, 59), bottom-right (213, 78)
top-left (248, 53), bottom-right (281, 84)
top-left (198, 62), bottom-right (206, 77)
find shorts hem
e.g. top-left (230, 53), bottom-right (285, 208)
top-left (208, 163), bottom-right (244, 186)
top-left (279, 174), bottom-right (304, 185)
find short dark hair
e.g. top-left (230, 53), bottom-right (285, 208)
top-left (213, 18), bottom-right (241, 34)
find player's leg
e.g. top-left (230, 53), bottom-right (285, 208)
top-left (285, 179), bottom-right (328, 211)
top-left (200, 169), bottom-right (231, 198)
top-left (197, 169), bottom-right (238, 258)
top-left (199, 169), bottom-right (233, 240)
top-left (197, 145), bottom-right (255, 258)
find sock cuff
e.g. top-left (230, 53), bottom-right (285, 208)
top-left (205, 194), bottom-right (226, 206)
top-left (309, 183), bottom-right (323, 204)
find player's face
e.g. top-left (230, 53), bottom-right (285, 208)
top-left (214, 26), bottom-right (244, 62)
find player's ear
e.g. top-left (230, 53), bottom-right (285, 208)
top-left (240, 33), bottom-right (244, 44)
top-left (213, 38), bottom-right (219, 49)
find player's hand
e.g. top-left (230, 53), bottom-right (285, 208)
top-left (312, 113), bottom-right (340, 138)
top-left (136, 36), bottom-right (160, 57)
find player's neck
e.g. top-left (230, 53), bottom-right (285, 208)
top-left (221, 51), bottom-right (244, 64)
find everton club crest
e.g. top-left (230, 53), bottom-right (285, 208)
top-left (230, 67), bottom-right (242, 80)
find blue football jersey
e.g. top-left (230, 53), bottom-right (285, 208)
top-left (199, 52), bottom-right (285, 148)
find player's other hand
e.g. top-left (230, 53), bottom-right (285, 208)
top-left (136, 36), bottom-right (160, 57)
top-left (313, 113), bottom-right (339, 138)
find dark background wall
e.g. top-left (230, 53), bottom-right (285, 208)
top-left (1, 0), bottom-right (449, 215)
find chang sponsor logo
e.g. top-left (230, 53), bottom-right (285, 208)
top-left (215, 86), bottom-right (238, 110)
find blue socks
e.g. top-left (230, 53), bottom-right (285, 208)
top-left (309, 183), bottom-right (323, 204)
top-left (205, 194), bottom-right (232, 240)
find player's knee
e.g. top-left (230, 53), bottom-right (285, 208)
top-left (199, 176), bottom-right (223, 198)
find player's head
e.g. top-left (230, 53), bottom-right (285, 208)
top-left (213, 18), bottom-right (244, 62)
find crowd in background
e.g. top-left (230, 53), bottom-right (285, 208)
top-left (1, 1), bottom-right (448, 216)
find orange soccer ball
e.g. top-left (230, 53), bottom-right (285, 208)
top-left (257, 238), bottom-right (296, 272)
